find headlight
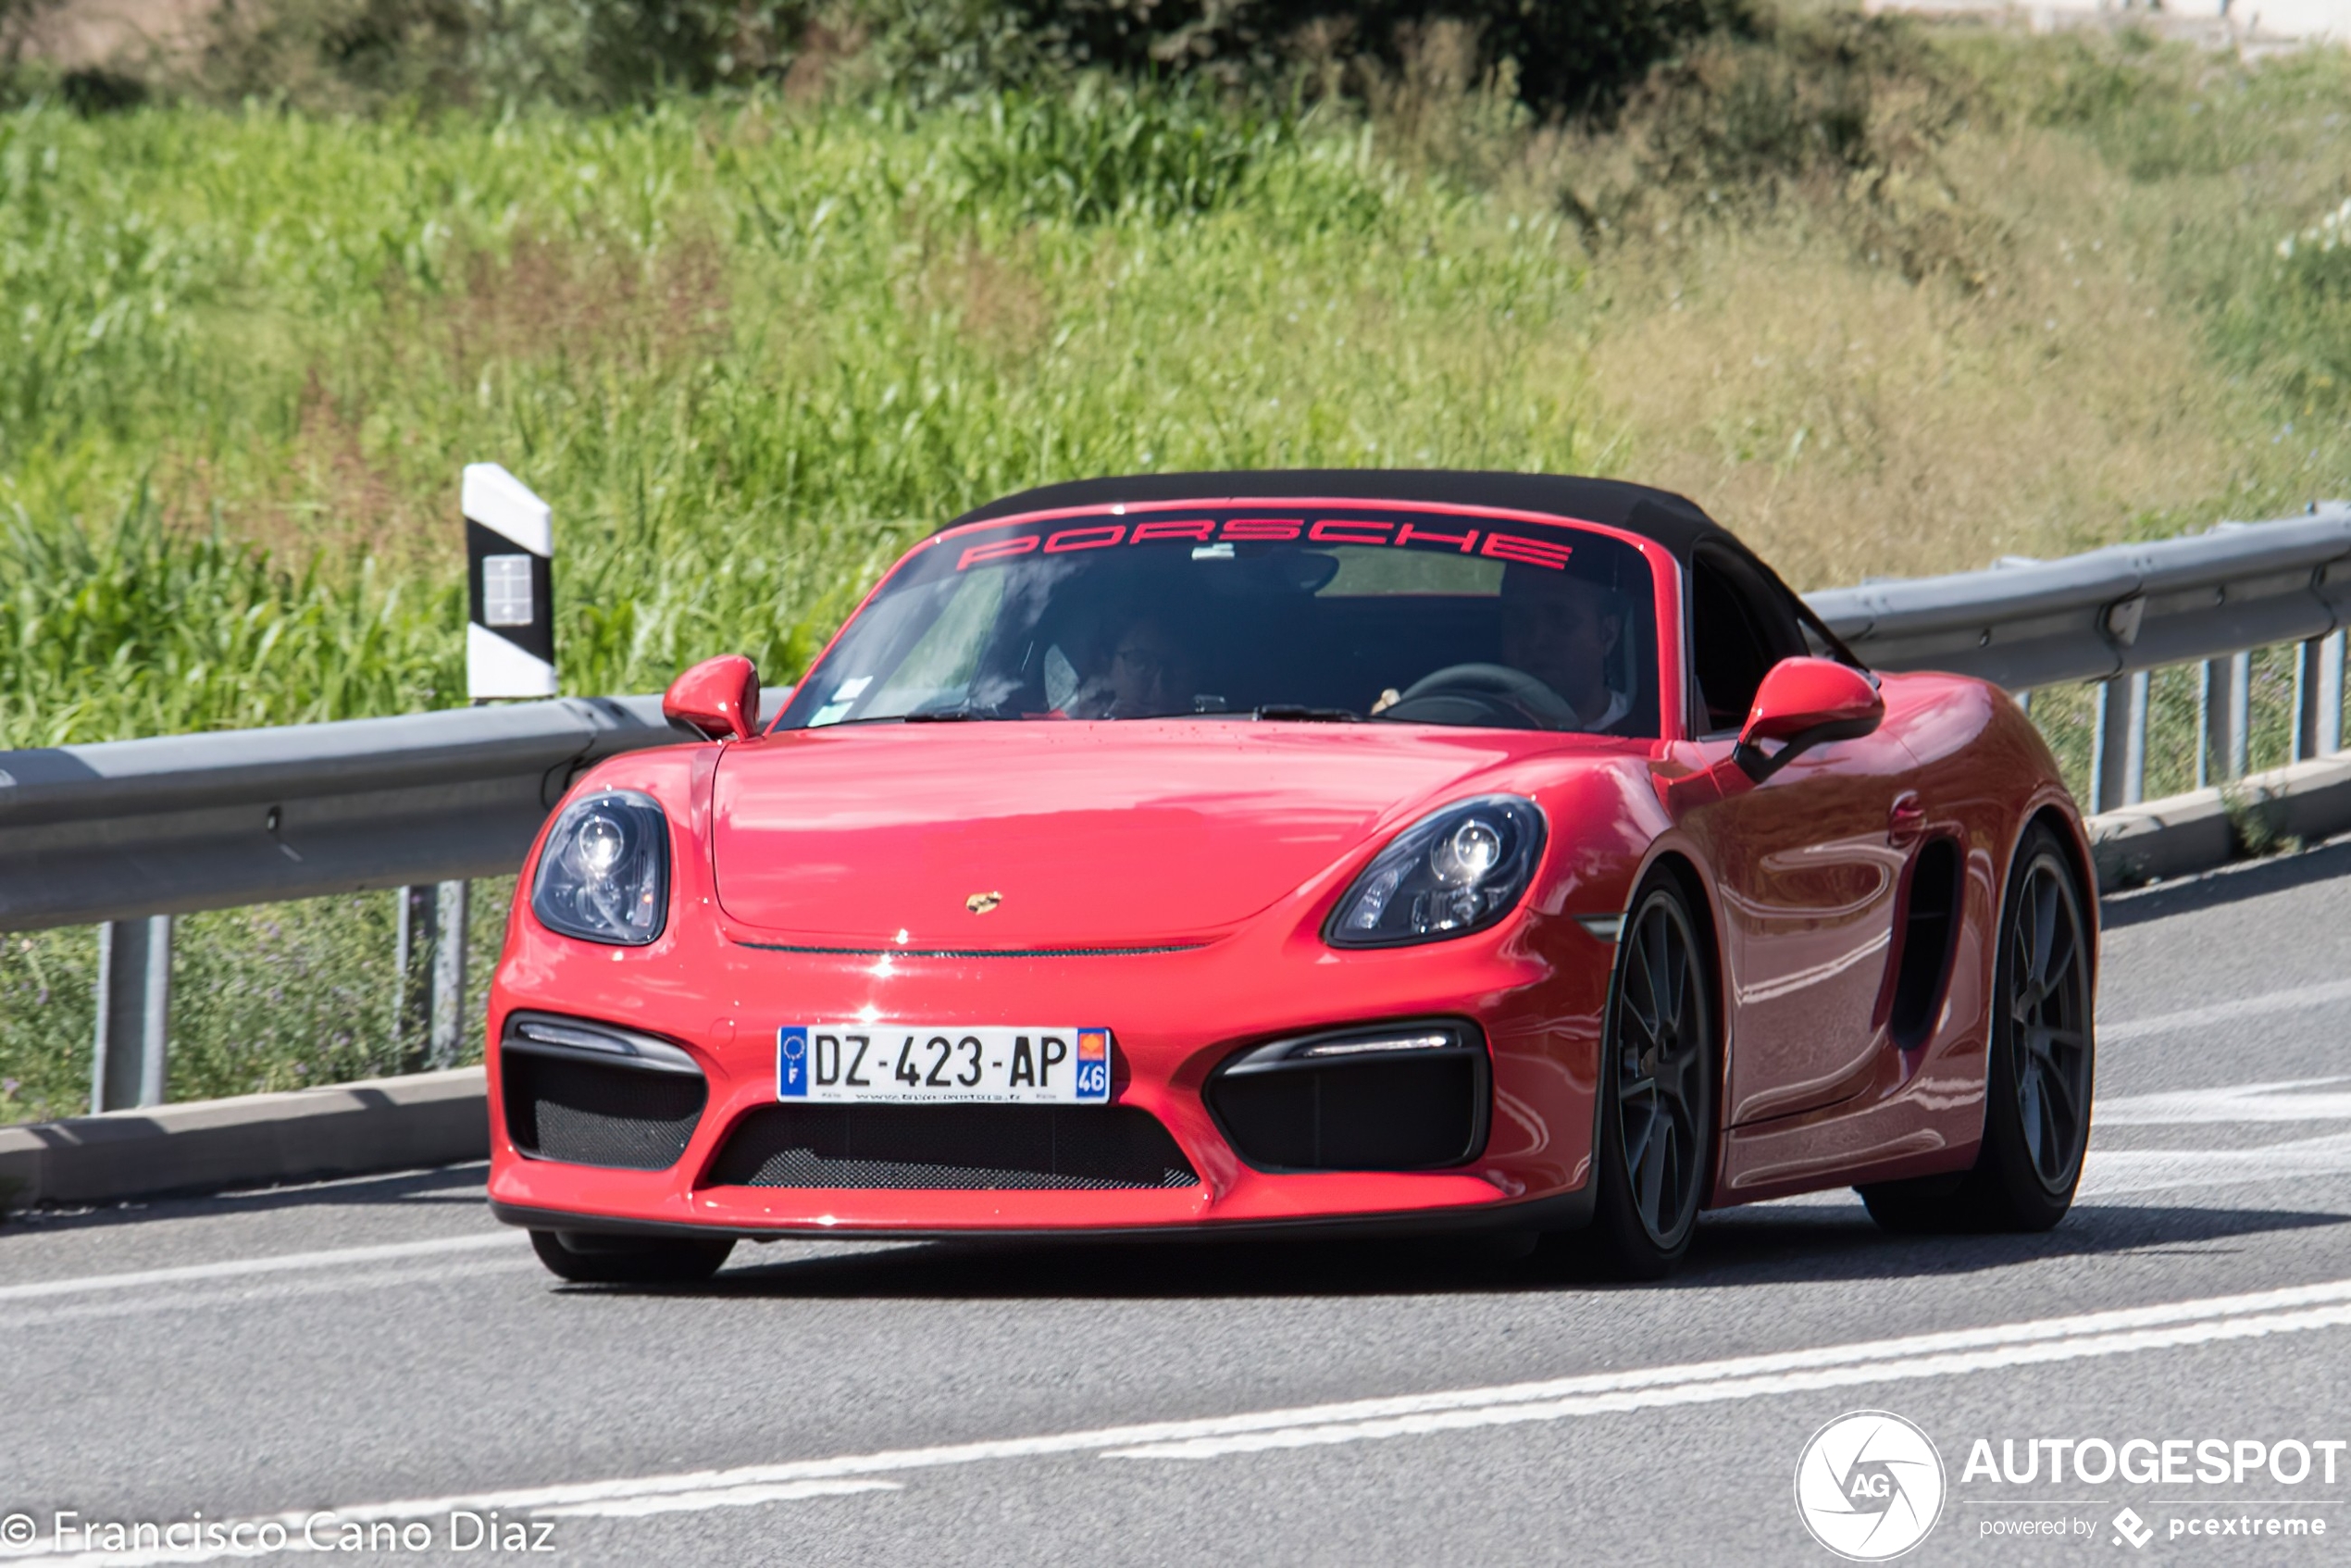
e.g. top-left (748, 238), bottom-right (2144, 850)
top-left (1325, 795), bottom-right (1546, 948)
top-left (530, 790), bottom-right (670, 946)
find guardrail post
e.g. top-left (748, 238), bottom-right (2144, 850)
top-left (91, 915), bottom-right (172, 1112)
top-left (2205, 653), bottom-right (2252, 782)
top-left (428, 879), bottom-right (470, 1070)
top-left (2296, 637), bottom-right (2327, 762)
top-left (2091, 674), bottom-right (2147, 812)
top-left (392, 885), bottom-right (436, 1071)
top-left (2318, 630), bottom-right (2346, 756)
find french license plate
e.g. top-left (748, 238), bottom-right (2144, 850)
top-left (777, 1026), bottom-right (1112, 1105)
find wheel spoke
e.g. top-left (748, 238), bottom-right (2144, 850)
top-left (2018, 1064), bottom-right (2046, 1165)
top-left (1643, 917), bottom-right (1674, 1040)
top-left (1624, 934), bottom-right (1663, 1044)
top-left (2039, 1053), bottom-right (2080, 1131)
top-left (1622, 1086), bottom-right (1659, 1172)
top-left (2040, 919), bottom-right (2078, 1006)
top-left (1638, 1116), bottom-right (1669, 1221)
top-left (2029, 871), bottom-right (2060, 989)
top-left (1661, 932), bottom-right (1690, 1042)
top-left (2034, 1076), bottom-right (2067, 1179)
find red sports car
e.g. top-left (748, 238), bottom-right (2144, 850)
top-left (487, 471), bottom-right (2096, 1282)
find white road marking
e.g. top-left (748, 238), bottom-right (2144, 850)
top-left (2081, 1133), bottom-right (2351, 1196)
top-left (0, 1232), bottom-right (516, 1303)
top-left (2099, 977), bottom-right (2351, 1042)
top-left (2098, 1076), bottom-right (2351, 1125)
top-left (19, 1276), bottom-right (2351, 1563)
top-left (538, 1480), bottom-right (902, 1519)
top-left (0, 1257), bottom-right (536, 1330)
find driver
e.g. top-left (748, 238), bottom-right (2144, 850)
top-left (1498, 562), bottom-right (1633, 732)
top-left (1063, 614), bottom-right (1202, 718)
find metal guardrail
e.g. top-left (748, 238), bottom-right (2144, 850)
top-left (1812, 501), bottom-right (2351, 811)
top-left (0, 695), bottom-right (679, 931)
top-left (8, 502), bottom-right (2351, 1110)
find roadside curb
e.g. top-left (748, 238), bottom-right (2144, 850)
top-left (0, 1066), bottom-right (486, 1213)
top-left (2088, 753), bottom-right (2351, 890)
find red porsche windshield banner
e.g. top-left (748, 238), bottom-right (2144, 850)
top-left (952, 511), bottom-right (1578, 573)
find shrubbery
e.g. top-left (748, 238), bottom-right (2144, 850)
top-left (16, 0), bottom-right (1744, 117)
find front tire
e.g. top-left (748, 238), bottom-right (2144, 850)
top-left (1587, 877), bottom-right (1717, 1279)
top-left (529, 1228), bottom-right (735, 1285)
top-left (1860, 821), bottom-right (2094, 1234)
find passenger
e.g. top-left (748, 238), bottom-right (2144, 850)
top-left (1499, 563), bottom-right (1633, 732)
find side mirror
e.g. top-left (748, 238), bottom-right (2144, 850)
top-left (664, 654), bottom-right (762, 742)
top-left (1735, 657), bottom-right (1883, 781)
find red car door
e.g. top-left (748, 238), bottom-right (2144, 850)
top-left (1673, 545), bottom-right (1922, 1126)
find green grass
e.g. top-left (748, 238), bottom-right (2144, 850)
top-left (12, 17), bottom-right (2351, 1118)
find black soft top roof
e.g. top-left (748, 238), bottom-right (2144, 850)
top-left (942, 470), bottom-right (1738, 563)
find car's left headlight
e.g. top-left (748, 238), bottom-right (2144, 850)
top-left (530, 790), bottom-right (671, 947)
top-left (1325, 794), bottom-right (1547, 949)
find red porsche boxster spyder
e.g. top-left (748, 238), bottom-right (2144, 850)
top-left (487, 471), bottom-right (2096, 1281)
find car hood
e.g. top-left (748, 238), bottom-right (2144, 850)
top-left (710, 721), bottom-right (1556, 948)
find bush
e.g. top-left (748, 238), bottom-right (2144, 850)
top-left (989, 0), bottom-right (1744, 116)
top-left (71, 0), bottom-right (1741, 117)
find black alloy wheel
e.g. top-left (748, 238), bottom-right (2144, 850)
top-left (529, 1228), bottom-right (735, 1285)
top-left (1860, 821), bottom-right (2094, 1234)
top-left (2008, 845), bottom-right (2093, 1191)
top-left (1589, 878), bottom-right (1715, 1278)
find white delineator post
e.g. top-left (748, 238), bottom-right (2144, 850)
top-left (463, 462), bottom-right (557, 700)
top-left (412, 462), bottom-right (555, 1072)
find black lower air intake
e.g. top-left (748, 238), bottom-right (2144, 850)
top-left (1206, 1019), bottom-right (1488, 1172)
top-left (705, 1104), bottom-right (1198, 1190)
top-left (501, 1013), bottom-right (708, 1172)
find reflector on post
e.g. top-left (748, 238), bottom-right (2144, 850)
top-left (464, 463), bottom-right (556, 700)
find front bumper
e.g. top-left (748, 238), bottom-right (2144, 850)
top-left (484, 913), bottom-right (1613, 1238)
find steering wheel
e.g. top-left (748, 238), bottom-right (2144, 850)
top-left (1376, 664), bottom-right (1582, 730)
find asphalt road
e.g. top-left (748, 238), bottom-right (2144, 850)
top-left (10, 844), bottom-right (2351, 1566)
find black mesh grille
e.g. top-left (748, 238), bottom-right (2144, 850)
top-left (1208, 1054), bottom-right (1485, 1172)
top-left (504, 1052), bottom-right (706, 1171)
top-left (705, 1104), bottom-right (1198, 1190)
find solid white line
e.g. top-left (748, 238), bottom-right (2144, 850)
top-left (0, 1232), bottom-right (516, 1303)
top-left (1, 1258), bottom-right (538, 1330)
top-left (1107, 1301), bottom-right (2351, 1460)
top-left (2100, 977), bottom-right (2351, 1042)
top-left (537, 1479), bottom-right (902, 1519)
top-left (18, 1276), bottom-right (2351, 1564)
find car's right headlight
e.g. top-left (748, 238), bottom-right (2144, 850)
top-left (1324, 795), bottom-right (1547, 948)
top-left (530, 790), bottom-right (670, 947)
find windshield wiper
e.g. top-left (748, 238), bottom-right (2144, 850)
top-left (1252, 704), bottom-right (1361, 723)
top-left (902, 702), bottom-right (1014, 723)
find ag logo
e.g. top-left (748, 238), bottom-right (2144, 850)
top-left (1794, 1411), bottom-right (1945, 1561)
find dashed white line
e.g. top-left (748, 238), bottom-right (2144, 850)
top-left (2099, 977), bottom-right (2351, 1042)
top-left (2098, 1076), bottom-right (2351, 1125)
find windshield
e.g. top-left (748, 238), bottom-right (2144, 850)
top-left (774, 506), bottom-right (1659, 736)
